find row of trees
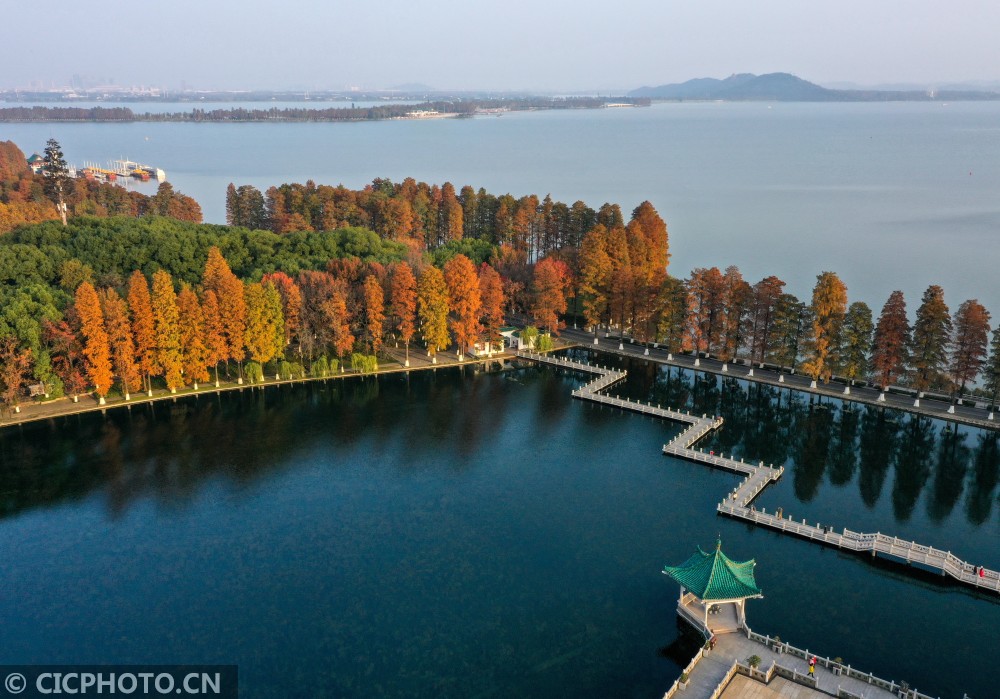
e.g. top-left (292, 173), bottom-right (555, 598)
top-left (0, 244), bottom-right (561, 408)
top-left (227, 178), bottom-right (650, 261)
top-left (585, 256), bottom-right (1000, 404)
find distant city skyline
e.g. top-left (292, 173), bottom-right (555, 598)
top-left (6, 1), bottom-right (1000, 92)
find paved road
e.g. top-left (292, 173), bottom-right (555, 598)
top-left (559, 327), bottom-right (999, 432)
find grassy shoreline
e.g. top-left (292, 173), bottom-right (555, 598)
top-left (0, 347), bottom-right (534, 431)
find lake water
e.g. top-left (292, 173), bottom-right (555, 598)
top-left (2, 101), bottom-right (999, 315)
top-left (0, 358), bottom-right (995, 698)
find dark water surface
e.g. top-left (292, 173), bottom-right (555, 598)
top-left (0, 357), bottom-right (996, 698)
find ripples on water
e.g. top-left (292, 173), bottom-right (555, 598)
top-left (0, 358), bottom-right (996, 698)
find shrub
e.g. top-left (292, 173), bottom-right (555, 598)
top-left (310, 356), bottom-right (329, 377)
top-left (536, 334), bottom-right (554, 352)
top-left (244, 361), bottom-right (263, 384)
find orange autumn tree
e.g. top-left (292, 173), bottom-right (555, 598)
top-left (201, 290), bottom-right (228, 387)
top-left (99, 288), bottom-right (141, 399)
top-left (870, 290), bottom-right (910, 391)
top-left (74, 282), bottom-right (114, 404)
top-left (177, 284), bottom-right (210, 389)
top-left (322, 285), bottom-right (354, 369)
top-left (203, 247), bottom-right (247, 381)
top-left (530, 257), bottom-right (569, 336)
top-left (361, 274), bottom-right (385, 355)
top-left (127, 270), bottom-right (158, 396)
top-left (389, 261), bottom-right (417, 366)
top-left (151, 270), bottom-right (184, 392)
top-left (578, 225), bottom-right (612, 336)
top-left (478, 263), bottom-right (505, 355)
top-left (950, 299), bottom-right (992, 396)
top-left (443, 254), bottom-right (481, 358)
top-left (801, 271), bottom-right (848, 383)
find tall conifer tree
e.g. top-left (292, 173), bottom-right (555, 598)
top-left (75, 282), bottom-right (113, 402)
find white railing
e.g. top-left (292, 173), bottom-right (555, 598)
top-left (519, 350), bottom-right (1000, 596)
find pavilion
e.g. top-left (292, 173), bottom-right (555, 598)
top-left (663, 539), bottom-right (762, 637)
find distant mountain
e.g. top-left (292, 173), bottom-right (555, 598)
top-left (629, 73), bottom-right (832, 100)
top-left (628, 72), bottom-right (1000, 102)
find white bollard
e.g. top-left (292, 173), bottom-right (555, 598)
top-left (618, 342), bottom-right (624, 350)
top-left (593, 337), bottom-right (599, 345)
top-left (722, 363), bottom-right (728, 372)
top-left (844, 386), bottom-right (851, 395)
top-left (667, 353), bottom-right (673, 360)
top-left (644, 348), bottom-right (649, 356)
top-left (914, 398), bottom-right (920, 407)
top-left (809, 379), bottom-right (817, 389)
top-left (947, 405), bottom-right (955, 414)
top-left (694, 358), bottom-right (700, 367)
top-left (877, 392), bottom-right (885, 402)
top-left (748, 368), bottom-right (754, 377)
top-left (778, 374), bottom-right (784, 383)
top-left (989, 412), bottom-right (995, 420)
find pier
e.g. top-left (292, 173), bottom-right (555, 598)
top-left (558, 327), bottom-right (999, 432)
top-left (516, 349), bottom-right (1000, 595)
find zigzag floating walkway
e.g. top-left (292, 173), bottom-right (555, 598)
top-left (516, 350), bottom-right (1000, 595)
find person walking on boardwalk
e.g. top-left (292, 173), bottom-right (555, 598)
top-left (809, 656), bottom-right (816, 677)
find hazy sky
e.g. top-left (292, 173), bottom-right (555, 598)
top-left (8, 0), bottom-right (1000, 91)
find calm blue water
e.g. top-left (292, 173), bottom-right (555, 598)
top-left (3, 102), bottom-right (999, 314)
top-left (0, 359), bottom-right (995, 698)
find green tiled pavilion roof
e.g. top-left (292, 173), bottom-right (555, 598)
top-left (662, 540), bottom-right (762, 601)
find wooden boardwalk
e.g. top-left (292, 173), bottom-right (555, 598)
top-left (517, 350), bottom-right (1000, 595)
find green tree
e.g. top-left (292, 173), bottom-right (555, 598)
top-left (749, 276), bottom-right (786, 363)
top-left (769, 293), bottom-right (806, 369)
top-left (909, 285), bottom-right (952, 392)
top-left (983, 327), bottom-right (1000, 410)
top-left (654, 275), bottom-right (687, 352)
top-left (840, 302), bottom-right (874, 382)
top-left (42, 138), bottom-right (71, 226)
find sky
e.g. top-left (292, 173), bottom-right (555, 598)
top-left (7, 0), bottom-right (1000, 92)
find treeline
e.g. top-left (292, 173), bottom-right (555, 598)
top-left (577, 245), bottom-right (1000, 404)
top-left (0, 97), bottom-right (648, 123)
top-left (0, 140), bottom-right (201, 233)
top-left (0, 243), bottom-right (520, 409)
top-left (228, 177), bottom-right (623, 259)
top-left (1, 169), bottom-right (998, 413)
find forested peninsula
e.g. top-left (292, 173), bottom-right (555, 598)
top-left (1, 136), bottom-right (999, 419)
top-left (0, 97), bottom-right (648, 123)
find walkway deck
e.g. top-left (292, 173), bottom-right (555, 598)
top-left (681, 631), bottom-right (905, 699)
top-left (517, 349), bottom-right (972, 698)
top-left (516, 350), bottom-right (1000, 595)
